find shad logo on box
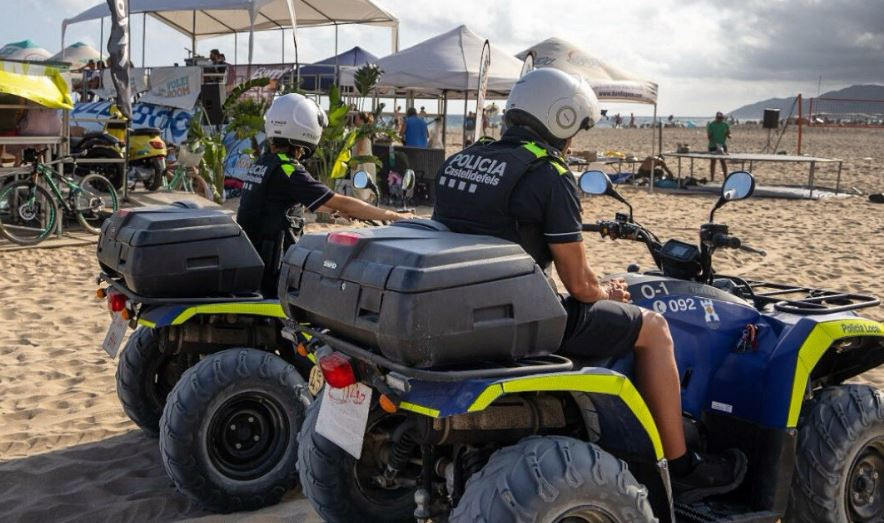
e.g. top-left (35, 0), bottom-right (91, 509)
top-left (323, 260), bottom-right (338, 270)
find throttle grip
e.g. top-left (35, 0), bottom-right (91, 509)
top-left (713, 233), bottom-right (741, 249)
top-left (582, 223), bottom-right (602, 232)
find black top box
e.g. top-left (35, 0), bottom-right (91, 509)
top-left (279, 220), bottom-right (567, 368)
top-left (98, 204), bottom-right (264, 298)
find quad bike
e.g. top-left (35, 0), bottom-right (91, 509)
top-left (286, 170), bottom-right (884, 522)
top-left (70, 105), bottom-right (168, 191)
top-left (95, 202), bottom-right (313, 513)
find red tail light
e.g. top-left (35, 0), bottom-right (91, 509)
top-left (328, 232), bottom-right (361, 246)
top-left (149, 139), bottom-right (164, 149)
top-left (319, 352), bottom-right (357, 388)
top-left (107, 291), bottom-right (128, 312)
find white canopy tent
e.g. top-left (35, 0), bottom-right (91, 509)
top-left (518, 37), bottom-right (662, 191)
top-left (62, 0), bottom-right (399, 66)
top-left (340, 25), bottom-right (523, 146)
top-left (516, 37), bottom-right (658, 104)
top-left (342, 25), bottom-right (521, 98)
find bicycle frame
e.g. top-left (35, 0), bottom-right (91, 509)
top-left (33, 163), bottom-right (81, 214)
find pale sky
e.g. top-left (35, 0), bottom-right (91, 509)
top-left (9, 0), bottom-right (884, 115)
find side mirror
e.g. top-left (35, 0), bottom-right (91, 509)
top-left (352, 170), bottom-right (371, 190)
top-left (578, 170), bottom-right (634, 221)
top-left (578, 170), bottom-right (612, 195)
top-left (721, 170), bottom-right (755, 201)
top-left (402, 169), bottom-right (416, 191)
top-left (710, 170), bottom-right (755, 222)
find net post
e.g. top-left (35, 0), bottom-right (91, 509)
top-left (797, 93), bottom-right (803, 155)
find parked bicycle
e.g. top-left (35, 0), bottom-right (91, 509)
top-left (0, 148), bottom-right (119, 245)
top-left (164, 143), bottom-right (211, 199)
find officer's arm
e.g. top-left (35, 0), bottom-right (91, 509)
top-left (549, 242), bottom-right (608, 303)
top-left (318, 194), bottom-right (410, 222)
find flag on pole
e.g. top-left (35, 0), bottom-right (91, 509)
top-left (474, 40), bottom-right (491, 143)
top-left (106, 0), bottom-right (131, 119)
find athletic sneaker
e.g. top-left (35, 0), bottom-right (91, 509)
top-left (671, 449), bottom-right (748, 504)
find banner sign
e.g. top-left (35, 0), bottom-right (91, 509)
top-left (223, 131), bottom-right (265, 181)
top-left (106, 0), bottom-right (131, 118)
top-left (139, 66), bottom-right (202, 110)
top-left (72, 100), bottom-right (193, 145)
top-left (228, 63), bottom-right (293, 101)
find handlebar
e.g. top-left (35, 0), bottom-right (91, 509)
top-left (740, 244), bottom-right (768, 256)
top-left (582, 223), bottom-right (601, 232)
top-left (713, 233), bottom-right (742, 249)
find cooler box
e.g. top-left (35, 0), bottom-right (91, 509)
top-left (279, 221), bottom-right (567, 368)
top-left (97, 205), bottom-right (264, 298)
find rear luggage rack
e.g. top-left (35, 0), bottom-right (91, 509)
top-left (742, 279), bottom-right (880, 315)
top-left (296, 325), bottom-right (573, 382)
top-left (98, 273), bottom-right (265, 305)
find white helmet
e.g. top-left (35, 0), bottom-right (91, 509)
top-left (504, 68), bottom-right (601, 148)
top-left (264, 93), bottom-right (328, 156)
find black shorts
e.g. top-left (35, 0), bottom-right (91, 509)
top-left (559, 297), bottom-right (644, 360)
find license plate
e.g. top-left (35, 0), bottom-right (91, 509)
top-left (315, 382), bottom-right (372, 459)
top-left (102, 313), bottom-right (128, 358)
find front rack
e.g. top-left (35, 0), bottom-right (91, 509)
top-left (740, 278), bottom-right (880, 315)
top-left (293, 325), bottom-right (574, 382)
top-left (97, 273), bottom-right (265, 305)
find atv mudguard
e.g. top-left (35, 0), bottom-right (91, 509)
top-left (136, 300), bottom-right (285, 329)
top-left (773, 317), bottom-right (884, 427)
top-left (397, 366), bottom-right (674, 521)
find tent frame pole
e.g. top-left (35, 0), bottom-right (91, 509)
top-left (141, 12), bottom-right (146, 66)
top-left (334, 24), bottom-right (339, 86)
top-left (442, 90), bottom-right (448, 148)
top-left (99, 17), bottom-right (104, 61)
top-left (281, 28), bottom-right (285, 62)
top-left (191, 11), bottom-right (196, 57)
top-left (649, 103), bottom-right (657, 194)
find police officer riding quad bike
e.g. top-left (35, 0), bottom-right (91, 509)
top-left (94, 93), bottom-right (410, 514)
top-left (282, 170), bottom-right (884, 523)
top-left (282, 69), bottom-right (884, 523)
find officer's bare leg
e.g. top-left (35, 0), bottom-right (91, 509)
top-left (633, 309), bottom-right (687, 459)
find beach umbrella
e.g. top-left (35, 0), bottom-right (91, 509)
top-left (0, 40), bottom-right (52, 61)
top-left (51, 42), bottom-right (101, 70)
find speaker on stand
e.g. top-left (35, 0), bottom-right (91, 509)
top-left (761, 108), bottom-right (779, 153)
top-left (200, 83), bottom-right (227, 126)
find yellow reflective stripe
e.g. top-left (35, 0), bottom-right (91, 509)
top-left (281, 163), bottom-right (295, 177)
top-left (307, 353), bottom-right (317, 363)
top-left (277, 153), bottom-right (290, 162)
top-left (521, 142), bottom-right (547, 158)
top-left (521, 141), bottom-right (569, 176)
top-left (137, 318), bottom-right (156, 328)
top-left (469, 373), bottom-right (663, 460)
top-left (399, 401), bottom-right (441, 418)
top-left (170, 303), bottom-right (286, 325)
top-left (551, 162), bottom-right (569, 175)
top-left (786, 319), bottom-right (884, 427)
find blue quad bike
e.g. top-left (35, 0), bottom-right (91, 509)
top-left (289, 171), bottom-right (884, 522)
top-left (96, 205), bottom-right (314, 513)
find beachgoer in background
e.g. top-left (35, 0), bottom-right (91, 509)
top-left (614, 113), bottom-right (622, 128)
top-left (707, 111), bottom-right (730, 180)
top-left (429, 116), bottom-right (444, 149)
top-left (402, 107), bottom-right (429, 148)
top-left (419, 106), bottom-right (427, 118)
top-left (378, 144), bottom-right (410, 198)
top-left (393, 105), bottom-right (403, 134)
top-left (482, 108), bottom-right (491, 137)
top-left (629, 113), bottom-right (635, 128)
top-left (637, 155), bottom-right (675, 180)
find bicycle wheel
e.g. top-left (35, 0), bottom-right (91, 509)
top-left (0, 181), bottom-right (58, 245)
top-left (74, 174), bottom-right (119, 234)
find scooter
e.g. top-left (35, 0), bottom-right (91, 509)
top-left (353, 168), bottom-right (416, 213)
top-left (70, 105), bottom-right (168, 191)
top-left (284, 171), bottom-right (884, 522)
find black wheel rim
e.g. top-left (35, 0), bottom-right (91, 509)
top-left (207, 392), bottom-right (290, 481)
top-left (351, 413), bottom-right (417, 505)
top-left (555, 505), bottom-right (619, 523)
top-left (144, 352), bottom-right (188, 415)
top-left (846, 437), bottom-right (884, 522)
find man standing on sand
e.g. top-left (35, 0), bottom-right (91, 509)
top-left (707, 111), bottom-right (730, 180)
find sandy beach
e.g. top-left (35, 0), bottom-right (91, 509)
top-left (0, 125), bottom-right (882, 521)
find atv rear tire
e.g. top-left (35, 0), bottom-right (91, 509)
top-left (116, 327), bottom-right (183, 437)
top-left (298, 394), bottom-right (417, 523)
top-left (159, 348), bottom-right (307, 513)
top-left (787, 385), bottom-right (884, 523)
top-left (451, 436), bottom-right (657, 523)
